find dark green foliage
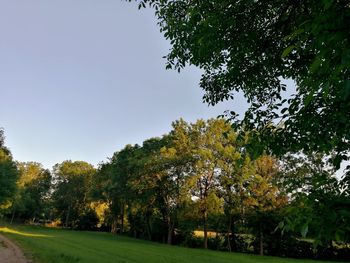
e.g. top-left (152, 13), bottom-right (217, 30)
top-left (10, 162), bottom-right (52, 221)
top-left (179, 233), bottom-right (203, 249)
top-left (74, 208), bottom-right (99, 230)
top-left (0, 129), bottom-right (18, 207)
top-left (247, 210), bottom-right (285, 255)
top-left (273, 238), bottom-right (314, 259)
top-left (0, 151), bottom-right (18, 206)
top-left (233, 234), bottom-right (255, 254)
top-left (129, 0), bottom-right (350, 167)
top-left (52, 160), bottom-right (96, 228)
top-left (280, 154), bottom-right (350, 246)
top-left (93, 144), bottom-right (143, 234)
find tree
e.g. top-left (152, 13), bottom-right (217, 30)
top-left (0, 129), bottom-right (18, 209)
top-left (141, 131), bottom-right (194, 245)
top-left (279, 154), bottom-right (350, 246)
top-left (10, 162), bottom-right (51, 222)
top-left (131, 139), bottom-right (164, 240)
top-left (52, 160), bottom-right (96, 228)
top-left (91, 161), bottom-right (115, 229)
top-left (129, 0), bottom-right (350, 166)
top-left (217, 139), bottom-right (253, 252)
top-left (158, 121), bottom-right (196, 244)
top-left (183, 119), bottom-right (236, 249)
top-left (244, 156), bottom-right (287, 255)
top-left (109, 144), bottom-right (140, 234)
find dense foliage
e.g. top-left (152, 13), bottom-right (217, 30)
top-left (128, 0), bottom-right (350, 168)
top-left (0, 129), bottom-right (18, 208)
top-left (51, 160), bottom-right (97, 229)
top-left (9, 162), bottom-right (51, 222)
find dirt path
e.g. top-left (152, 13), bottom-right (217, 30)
top-left (0, 234), bottom-right (31, 263)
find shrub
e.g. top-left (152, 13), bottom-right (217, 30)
top-left (74, 208), bottom-right (99, 230)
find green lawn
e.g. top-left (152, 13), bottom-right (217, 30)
top-left (0, 225), bottom-right (344, 263)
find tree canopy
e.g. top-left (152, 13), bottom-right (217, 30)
top-left (10, 162), bottom-right (51, 221)
top-left (0, 129), bottom-right (18, 208)
top-left (52, 160), bottom-right (96, 228)
top-left (129, 0), bottom-right (350, 166)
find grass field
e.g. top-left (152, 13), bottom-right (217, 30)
top-left (0, 225), bottom-right (345, 263)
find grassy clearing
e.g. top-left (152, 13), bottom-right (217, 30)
top-left (0, 225), bottom-right (345, 263)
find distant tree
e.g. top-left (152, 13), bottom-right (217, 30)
top-left (158, 121), bottom-right (196, 244)
top-left (217, 135), bottom-right (253, 252)
top-left (184, 119), bottom-right (236, 249)
top-left (111, 145), bottom-right (140, 233)
top-left (93, 144), bottom-right (142, 233)
top-left (52, 160), bottom-right (96, 228)
top-left (244, 156), bottom-right (287, 255)
top-left (135, 132), bottom-right (192, 244)
top-left (127, 138), bottom-right (169, 241)
top-left (129, 0), bottom-right (350, 167)
top-left (10, 162), bottom-right (51, 222)
top-left (90, 162), bottom-right (114, 228)
top-left (0, 129), bottom-right (18, 209)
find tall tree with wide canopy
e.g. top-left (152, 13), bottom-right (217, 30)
top-left (93, 145), bottom-right (140, 233)
top-left (52, 160), bottom-right (96, 228)
top-left (129, 0), bottom-right (350, 166)
top-left (184, 118), bottom-right (239, 249)
top-left (217, 134), bottom-right (253, 252)
top-left (10, 162), bottom-right (51, 222)
top-left (244, 156), bottom-right (288, 255)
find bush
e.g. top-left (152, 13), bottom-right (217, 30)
top-left (178, 231), bottom-right (203, 248)
top-left (74, 208), bottom-right (99, 230)
top-left (208, 235), bottom-right (226, 251)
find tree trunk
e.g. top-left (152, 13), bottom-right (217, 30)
top-left (167, 221), bottom-right (173, 245)
top-left (120, 203), bottom-right (124, 233)
top-left (146, 214), bottom-right (152, 241)
top-left (259, 223), bottom-right (264, 256)
top-left (203, 210), bottom-right (208, 249)
top-left (231, 217), bottom-right (237, 252)
top-left (226, 215), bottom-right (232, 252)
top-left (227, 215), bottom-right (232, 252)
top-left (10, 208), bottom-right (16, 224)
top-left (111, 217), bottom-right (118, 233)
top-left (65, 205), bottom-right (71, 227)
top-left (164, 211), bottom-right (173, 245)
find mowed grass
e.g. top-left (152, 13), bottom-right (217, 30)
top-left (0, 225), bottom-right (345, 263)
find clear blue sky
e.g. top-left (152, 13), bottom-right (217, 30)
top-left (0, 0), bottom-right (248, 169)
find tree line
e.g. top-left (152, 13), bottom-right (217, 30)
top-left (0, 120), bottom-right (349, 259)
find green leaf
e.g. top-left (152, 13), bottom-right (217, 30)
top-left (322, 0), bottom-right (334, 10)
top-left (344, 80), bottom-right (350, 99)
top-left (281, 45), bottom-right (296, 58)
top-left (310, 57), bottom-right (322, 73)
top-left (301, 224), bottom-right (309, 238)
top-left (303, 93), bottom-right (314, 107)
top-left (281, 108), bottom-right (288, 114)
